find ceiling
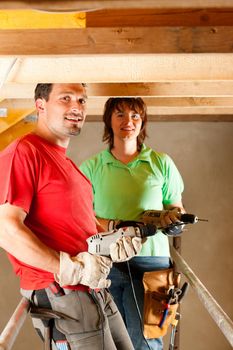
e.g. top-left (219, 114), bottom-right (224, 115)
top-left (0, 0), bottom-right (233, 149)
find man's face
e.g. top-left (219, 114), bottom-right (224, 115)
top-left (36, 83), bottom-right (87, 139)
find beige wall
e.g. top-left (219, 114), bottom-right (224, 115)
top-left (0, 122), bottom-right (232, 349)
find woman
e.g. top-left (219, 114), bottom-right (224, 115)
top-left (80, 97), bottom-right (185, 350)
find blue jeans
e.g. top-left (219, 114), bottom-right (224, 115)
top-left (109, 256), bottom-right (171, 350)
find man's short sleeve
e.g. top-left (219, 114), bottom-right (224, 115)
top-left (0, 140), bottom-right (37, 213)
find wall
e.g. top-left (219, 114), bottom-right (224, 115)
top-left (0, 121), bottom-right (232, 349)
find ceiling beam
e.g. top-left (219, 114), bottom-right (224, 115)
top-left (0, 1), bottom-right (233, 11)
top-left (0, 10), bottom-right (85, 29)
top-left (87, 83), bottom-right (233, 97)
top-left (0, 26), bottom-right (233, 55)
top-left (87, 114), bottom-right (233, 122)
top-left (2, 55), bottom-right (233, 83)
top-left (87, 9), bottom-right (233, 27)
top-left (2, 82), bottom-right (233, 99)
top-left (2, 97), bottom-right (233, 117)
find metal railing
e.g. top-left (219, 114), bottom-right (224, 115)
top-left (0, 298), bottom-right (30, 350)
top-left (170, 245), bottom-right (233, 347)
top-left (0, 248), bottom-right (233, 349)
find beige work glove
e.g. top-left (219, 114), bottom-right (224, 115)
top-left (55, 252), bottom-right (112, 289)
top-left (110, 236), bottom-right (142, 262)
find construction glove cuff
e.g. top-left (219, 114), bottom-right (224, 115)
top-left (55, 251), bottom-right (112, 289)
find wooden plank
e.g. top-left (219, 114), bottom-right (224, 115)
top-left (0, 108), bottom-right (35, 134)
top-left (2, 82), bottom-right (233, 99)
top-left (87, 83), bottom-right (233, 97)
top-left (0, 120), bottom-right (35, 151)
top-left (3, 98), bottom-right (233, 119)
top-left (0, 1), bottom-right (233, 11)
top-left (87, 114), bottom-right (233, 121)
top-left (0, 27), bottom-right (233, 54)
top-left (87, 9), bottom-right (233, 27)
top-left (0, 10), bottom-right (85, 29)
top-left (1, 55), bottom-right (233, 83)
top-left (143, 97), bottom-right (233, 107)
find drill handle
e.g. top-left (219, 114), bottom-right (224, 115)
top-left (115, 221), bottom-right (157, 238)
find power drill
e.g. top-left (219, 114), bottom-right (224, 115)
top-left (87, 223), bottom-right (156, 256)
top-left (87, 211), bottom-right (208, 256)
top-left (140, 209), bottom-right (208, 236)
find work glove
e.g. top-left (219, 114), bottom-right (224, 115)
top-left (110, 236), bottom-right (142, 262)
top-left (55, 252), bottom-right (112, 289)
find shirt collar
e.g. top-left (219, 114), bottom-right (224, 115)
top-left (102, 144), bottom-right (152, 165)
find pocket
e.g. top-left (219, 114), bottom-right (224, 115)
top-left (144, 291), bottom-right (165, 325)
top-left (99, 289), bottom-right (118, 316)
top-left (49, 291), bottom-right (102, 336)
top-left (142, 269), bottom-right (179, 339)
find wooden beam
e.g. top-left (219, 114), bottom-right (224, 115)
top-left (3, 97), bottom-right (233, 120)
top-left (0, 119), bottom-right (35, 151)
top-left (0, 108), bottom-right (35, 134)
top-left (87, 114), bottom-right (233, 122)
top-left (0, 10), bottom-right (85, 29)
top-left (2, 82), bottom-right (233, 99)
top-left (0, 1), bottom-right (233, 11)
top-left (87, 106), bottom-right (233, 115)
top-left (0, 27), bottom-right (233, 55)
top-left (87, 83), bottom-right (233, 97)
top-left (1, 55), bottom-right (233, 83)
top-left (87, 9), bottom-right (233, 27)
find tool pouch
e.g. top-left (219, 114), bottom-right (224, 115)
top-left (142, 268), bottom-right (179, 339)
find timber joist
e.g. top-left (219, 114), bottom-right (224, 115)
top-left (0, 1), bottom-right (233, 11)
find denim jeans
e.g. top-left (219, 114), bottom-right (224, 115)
top-left (109, 256), bottom-right (171, 350)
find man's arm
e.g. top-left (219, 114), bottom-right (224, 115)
top-left (0, 203), bottom-right (59, 274)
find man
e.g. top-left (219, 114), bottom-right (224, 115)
top-left (0, 84), bottom-right (141, 350)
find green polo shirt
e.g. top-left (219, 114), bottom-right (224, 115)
top-left (80, 144), bottom-right (184, 257)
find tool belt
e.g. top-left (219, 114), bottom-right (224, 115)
top-left (142, 268), bottom-right (188, 339)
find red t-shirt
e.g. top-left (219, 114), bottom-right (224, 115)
top-left (0, 133), bottom-right (97, 290)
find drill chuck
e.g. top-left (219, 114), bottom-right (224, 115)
top-left (180, 213), bottom-right (198, 224)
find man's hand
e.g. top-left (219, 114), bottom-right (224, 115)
top-left (110, 236), bottom-right (142, 262)
top-left (55, 252), bottom-right (112, 289)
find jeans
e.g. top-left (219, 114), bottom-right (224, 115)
top-left (109, 256), bottom-right (171, 350)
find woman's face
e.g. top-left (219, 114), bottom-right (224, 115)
top-left (111, 103), bottom-right (142, 142)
